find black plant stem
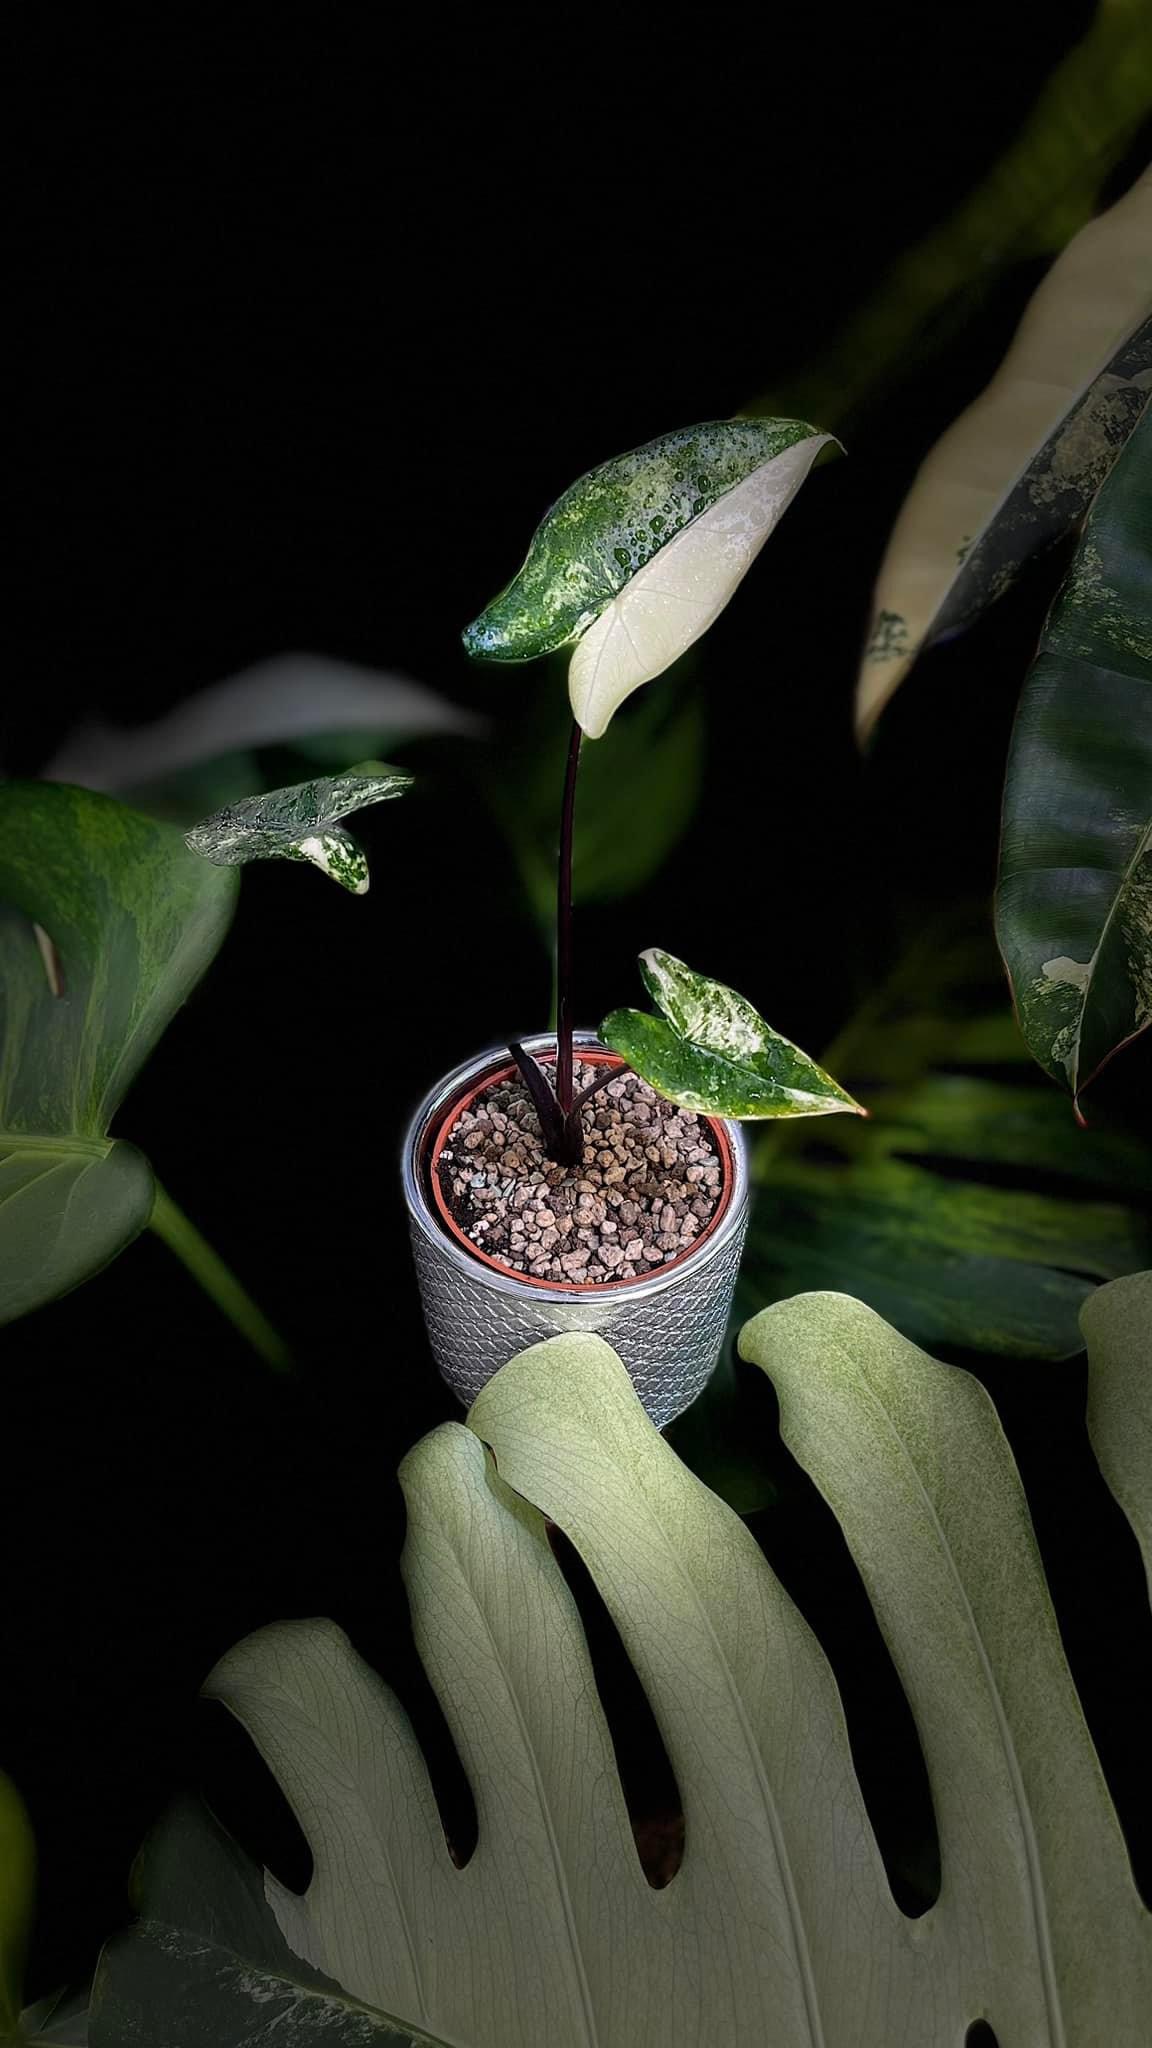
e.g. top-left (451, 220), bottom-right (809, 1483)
top-left (554, 719), bottom-right (583, 1119)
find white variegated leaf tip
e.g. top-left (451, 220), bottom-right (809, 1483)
top-left (569, 433), bottom-right (834, 739)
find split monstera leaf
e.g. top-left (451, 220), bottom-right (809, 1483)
top-left (464, 417), bottom-right (835, 738)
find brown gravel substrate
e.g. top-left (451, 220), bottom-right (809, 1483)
top-left (435, 1059), bottom-right (723, 1284)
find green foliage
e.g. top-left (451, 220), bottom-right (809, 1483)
top-left (855, 166), bottom-right (1151, 738)
top-left (483, 679), bottom-right (704, 937)
top-left (42, 654), bottom-right (478, 825)
top-left (185, 762), bottom-right (413, 894)
top-left (997, 405), bottom-right (1152, 1101)
top-left (752, 1), bottom-right (1152, 431)
top-left (93, 1288), bottom-right (1152, 2044)
top-left (0, 783), bottom-right (236, 1326)
top-left (602, 948), bottom-right (863, 1120)
top-left (744, 917), bottom-right (1152, 1359)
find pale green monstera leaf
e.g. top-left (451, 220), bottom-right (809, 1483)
top-left (601, 948), bottom-right (863, 1119)
top-left (463, 420), bottom-right (834, 737)
top-left (92, 1281), bottom-right (1152, 2045)
top-left (185, 763), bottom-right (413, 894)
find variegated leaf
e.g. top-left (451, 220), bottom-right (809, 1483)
top-left (601, 949), bottom-right (864, 1119)
top-left (857, 167), bottom-right (1152, 741)
top-left (184, 763), bottom-right (412, 893)
top-left (996, 401), bottom-right (1152, 1101)
top-left (462, 420), bottom-right (832, 738)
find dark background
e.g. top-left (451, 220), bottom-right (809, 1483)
top-left (7, 3), bottom-right (1150, 2004)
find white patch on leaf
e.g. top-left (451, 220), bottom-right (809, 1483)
top-left (568, 434), bottom-right (832, 738)
top-left (1041, 955), bottom-right (1093, 992)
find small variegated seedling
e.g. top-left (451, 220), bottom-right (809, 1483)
top-left (602, 950), bottom-right (865, 1121)
top-left (463, 418), bottom-right (849, 1164)
top-left (185, 762), bottom-right (413, 895)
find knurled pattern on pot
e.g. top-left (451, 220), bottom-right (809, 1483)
top-left (402, 1035), bottom-right (750, 1430)
top-left (408, 1207), bottom-right (747, 1427)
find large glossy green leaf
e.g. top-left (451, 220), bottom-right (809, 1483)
top-left (855, 168), bottom-right (1152, 739)
top-left (98, 1301), bottom-right (1152, 2043)
top-left (463, 420), bottom-right (831, 738)
top-left (745, 916), bottom-right (1152, 1358)
top-left (997, 403), bottom-right (1152, 1102)
top-left (602, 949), bottom-right (863, 1120)
top-left (0, 784), bottom-right (236, 1324)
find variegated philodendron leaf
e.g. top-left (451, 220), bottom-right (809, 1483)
top-left (463, 419), bottom-right (835, 738)
top-left (601, 948), bottom-right (865, 1120)
top-left (996, 402), bottom-right (1152, 1101)
top-left (856, 168), bottom-right (1152, 741)
top-left (184, 763), bottom-right (412, 894)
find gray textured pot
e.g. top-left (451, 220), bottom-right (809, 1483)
top-left (402, 1032), bottom-right (749, 1428)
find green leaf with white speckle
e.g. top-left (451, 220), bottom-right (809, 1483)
top-left (996, 400), bottom-right (1152, 1103)
top-left (463, 420), bottom-right (833, 738)
top-left (185, 763), bottom-right (412, 892)
top-left (601, 949), bottom-right (864, 1119)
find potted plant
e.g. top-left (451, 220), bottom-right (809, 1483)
top-left (401, 419), bottom-right (864, 1425)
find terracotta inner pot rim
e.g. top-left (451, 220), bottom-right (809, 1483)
top-left (424, 1044), bottom-right (736, 1295)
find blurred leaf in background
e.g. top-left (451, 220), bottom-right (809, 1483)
top-left (39, 654), bottom-right (481, 824)
top-left (481, 663), bottom-right (705, 943)
top-left (742, 911), bottom-right (1152, 1359)
top-left (855, 170), bottom-right (1150, 739)
top-left (747, 0), bottom-right (1152, 432)
top-left (0, 784), bottom-right (236, 1327)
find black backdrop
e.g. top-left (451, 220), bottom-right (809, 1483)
top-left (8, 2), bottom-right (1150, 2003)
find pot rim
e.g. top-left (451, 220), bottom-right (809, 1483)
top-left (402, 1031), bottom-right (749, 1307)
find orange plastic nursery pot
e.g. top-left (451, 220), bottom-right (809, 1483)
top-left (402, 1031), bottom-right (750, 1427)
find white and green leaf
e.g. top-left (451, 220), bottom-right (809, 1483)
top-left (856, 167), bottom-right (1152, 741)
top-left (185, 762), bottom-right (412, 892)
top-left (462, 419), bottom-right (833, 738)
top-left (601, 948), bottom-right (864, 1119)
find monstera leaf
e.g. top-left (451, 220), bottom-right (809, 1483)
top-left (602, 949), bottom-right (863, 1120)
top-left (744, 915), bottom-right (1152, 1359)
top-left (93, 1283), bottom-right (1151, 2045)
top-left (0, 783), bottom-right (236, 1326)
top-left (463, 420), bottom-right (833, 738)
top-left (855, 166), bottom-right (1152, 741)
top-left (997, 402), bottom-right (1152, 1103)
